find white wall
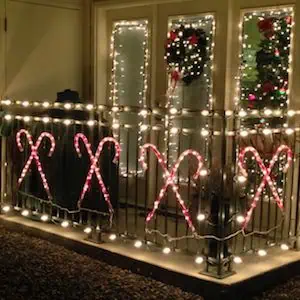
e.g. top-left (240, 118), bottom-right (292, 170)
top-left (1, 0), bottom-right (83, 102)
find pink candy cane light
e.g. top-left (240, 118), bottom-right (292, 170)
top-left (139, 143), bottom-right (205, 233)
top-left (74, 134), bottom-right (121, 224)
top-left (238, 145), bottom-right (293, 229)
top-left (16, 129), bottom-right (55, 199)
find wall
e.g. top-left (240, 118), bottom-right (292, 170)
top-left (0, 0), bottom-right (83, 102)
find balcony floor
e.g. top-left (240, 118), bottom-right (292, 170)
top-left (0, 214), bottom-right (300, 299)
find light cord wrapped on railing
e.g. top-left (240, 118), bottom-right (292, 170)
top-left (139, 143), bottom-right (205, 233)
top-left (238, 145), bottom-right (293, 229)
top-left (74, 134), bottom-right (121, 227)
top-left (16, 129), bottom-right (55, 200)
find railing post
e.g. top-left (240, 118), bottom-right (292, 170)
top-left (203, 111), bottom-right (234, 278)
top-left (0, 137), bottom-right (6, 205)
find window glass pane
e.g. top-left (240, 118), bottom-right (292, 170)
top-left (109, 20), bottom-right (149, 176)
top-left (167, 15), bottom-right (215, 111)
top-left (238, 8), bottom-right (293, 127)
top-left (165, 14), bottom-right (215, 172)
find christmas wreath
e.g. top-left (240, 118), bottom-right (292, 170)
top-left (165, 25), bottom-right (208, 86)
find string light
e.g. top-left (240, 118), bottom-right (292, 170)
top-left (61, 220), bottom-right (69, 228)
top-left (162, 247), bottom-right (171, 254)
top-left (233, 256), bottom-right (243, 264)
top-left (195, 256), bottom-right (204, 264)
top-left (109, 234), bottom-right (117, 241)
top-left (40, 214), bottom-right (49, 222)
top-left (281, 244), bottom-right (289, 251)
top-left (197, 213), bottom-right (206, 222)
top-left (236, 215), bottom-right (245, 224)
top-left (237, 175), bottom-right (247, 183)
top-left (258, 249), bottom-right (267, 257)
top-left (21, 209), bottom-right (30, 217)
top-left (84, 227), bottom-right (92, 234)
top-left (134, 240), bottom-right (143, 248)
top-left (2, 205), bottom-right (10, 213)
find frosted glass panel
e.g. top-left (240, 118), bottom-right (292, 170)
top-left (110, 20), bottom-right (148, 108)
top-left (109, 20), bottom-right (149, 176)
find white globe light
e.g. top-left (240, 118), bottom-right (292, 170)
top-left (134, 240), bottom-right (143, 248)
top-left (195, 256), bottom-right (204, 264)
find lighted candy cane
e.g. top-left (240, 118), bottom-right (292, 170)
top-left (139, 143), bottom-right (205, 233)
top-left (74, 134), bottom-right (121, 225)
top-left (238, 145), bottom-right (292, 229)
top-left (16, 129), bottom-right (55, 200)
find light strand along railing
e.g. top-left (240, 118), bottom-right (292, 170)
top-left (0, 112), bottom-right (299, 278)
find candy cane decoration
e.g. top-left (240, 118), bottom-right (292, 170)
top-left (74, 134), bottom-right (120, 224)
top-left (139, 143), bottom-right (205, 233)
top-left (16, 129), bottom-right (55, 200)
top-left (238, 145), bottom-right (293, 229)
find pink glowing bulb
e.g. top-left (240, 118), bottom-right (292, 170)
top-left (248, 94), bottom-right (256, 101)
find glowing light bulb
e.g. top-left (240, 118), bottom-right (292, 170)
top-left (201, 110), bottom-right (209, 116)
top-left (41, 214), bottom-right (49, 222)
top-left (61, 221), bottom-right (69, 228)
top-left (239, 110), bottom-right (247, 117)
top-left (134, 240), bottom-right (143, 248)
top-left (112, 106), bottom-right (119, 112)
top-left (42, 117), bottom-right (50, 123)
top-left (238, 175), bottom-right (247, 183)
top-left (22, 101), bottom-right (29, 107)
top-left (197, 213), bottom-right (206, 222)
top-left (112, 123), bottom-right (120, 129)
top-left (43, 102), bottom-right (50, 108)
top-left (200, 169), bottom-right (208, 177)
top-left (139, 109), bottom-right (148, 117)
top-left (285, 128), bottom-right (294, 135)
top-left (170, 127), bottom-right (179, 135)
top-left (2, 205), bottom-right (10, 213)
top-left (240, 130), bottom-right (248, 137)
top-left (86, 104), bottom-right (94, 110)
top-left (236, 215), bottom-right (245, 224)
top-left (109, 234), bottom-right (117, 241)
top-left (87, 120), bottom-right (95, 127)
top-left (140, 124), bottom-right (148, 131)
top-left (233, 256), bottom-right (243, 264)
top-left (226, 110), bottom-right (233, 117)
top-left (23, 116), bottom-right (31, 122)
top-left (195, 256), bottom-right (204, 264)
top-left (64, 119), bottom-right (71, 126)
top-left (4, 114), bottom-right (12, 121)
top-left (2, 99), bottom-right (11, 105)
top-left (281, 244), bottom-right (289, 251)
top-left (21, 209), bottom-right (29, 217)
top-left (201, 129), bottom-right (209, 137)
top-left (162, 247), bottom-right (171, 254)
top-left (64, 103), bottom-right (72, 110)
top-left (84, 227), bottom-right (92, 234)
top-left (263, 128), bottom-right (272, 135)
top-left (258, 249), bottom-right (267, 257)
top-left (169, 107), bottom-right (178, 114)
top-left (264, 109), bottom-right (272, 116)
top-left (288, 110), bottom-right (296, 117)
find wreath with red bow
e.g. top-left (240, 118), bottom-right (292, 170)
top-left (165, 25), bottom-right (207, 86)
